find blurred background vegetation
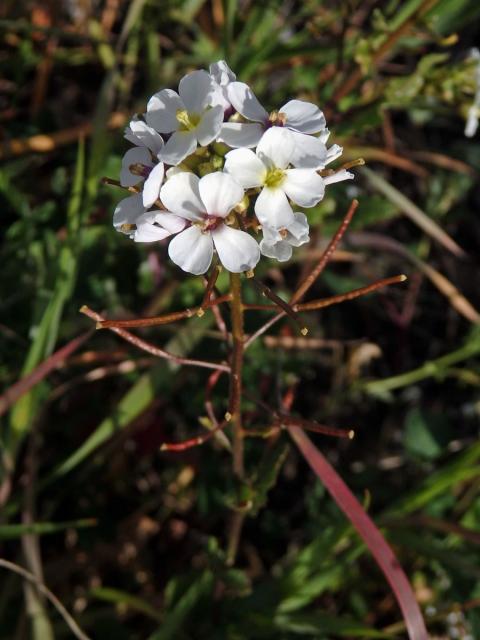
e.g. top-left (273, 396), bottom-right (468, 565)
top-left (1, 0), bottom-right (480, 638)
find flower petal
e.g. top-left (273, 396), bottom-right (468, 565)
top-left (142, 162), bottom-right (165, 208)
top-left (151, 212), bottom-right (187, 234)
top-left (227, 82), bottom-right (268, 122)
top-left (198, 172), bottom-right (244, 217)
top-left (120, 147), bottom-right (152, 187)
top-left (255, 186), bottom-right (295, 229)
top-left (125, 118), bottom-right (164, 156)
top-left (212, 225), bottom-right (260, 272)
top-left (289, 131), bottom-right (328, 169)
top-left (256, 128), bottom-right (295, 170)
top-left (209, 60), bottom-right (236, 85)
top-left (280, 99), bottom-right (326, 134)
top-left (218, 122), bottom-right (264, 148)
top-left (260, 238), bottom-right (292, 262)
top-left (323, 169), bottom-right (354, 185)
top-left (325, 143), bottom-right (343, 165)
top-left (161, 130), bottom-right (197, 166)
top-left (195, 105), bottom-right (224, 146)
top-left (113, 194), bottom-right (145, 233)
top-left (168, 225), bottom-right (214, 275)
top-left (223, 148), bottom-right (266, 188)
top-left (146, 89), bottom-right (184, 134)
top-left (134, 222), bottom-right (172, 243)
top-left (283, 169), bottom-right (325, 207)
top-left (178, 70), bottom-right (213, 113)
top-left (160, 172), bottom-right (204, 220)
top-left (286, 212), bottom-right (309, 246)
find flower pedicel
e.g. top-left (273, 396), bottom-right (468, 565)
top-left (113, 61), bottom-right (353, 275)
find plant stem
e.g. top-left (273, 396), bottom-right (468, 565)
top-left (229, 273), bottom-right (244, 479)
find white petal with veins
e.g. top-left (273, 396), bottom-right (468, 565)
top-left (224, 148), bottom-right (266, 188)
top-left (283, 169), bottom-right (325, 207)
top-left (146, 89), bottom-right (184, 133)
top-left (256, 128), bottom-right (295, 170)
top-left (168, 225), bottom-right (214, 275)
top-left (160, 172), bottom-right (204, 221)
top-left (198, 172), bottom-right (244, 218)
top-left (227, 82), bottom-right (268, 122)
top-left (212, 224), bottom-right (260, 272)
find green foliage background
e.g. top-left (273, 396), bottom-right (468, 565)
top-left (1, 0), bottom-right (480, 638)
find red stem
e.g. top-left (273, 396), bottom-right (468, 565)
top-left (289, 426), bottom-right (428, 640)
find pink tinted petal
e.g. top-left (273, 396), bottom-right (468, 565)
top-left (283, 169), bottom-right (325, 207)
top-left (212, 225), bottom-right (260, 272)
top-left (227, 82), bottom-right (268, 122)
top-left (280, 99), bottom-right (326, 134)
top-left (146, 89), bottom-right (184, 134)
top-left (168, 225), bottom-right (214, 275)
top-left (199, 172), bottom-right (244, 218)
top-left (160, 172), bottom-right (204, 221)
top-left (256, 128), bottom-right (295, 170)
top-left (290, 131), bottom-right (328, 169)
top-left (255, 186), bottom-right (294, 229)
top-left (179, 70), bottom-right (213, 113)
top-left (196, 105), bottom-right (224, 146)
top-left (161, 130), bottom-right (197, 165)
top-left (223, 148), bottom-right (266, 188)
top-left (142, 163), bottom-right (165, 208)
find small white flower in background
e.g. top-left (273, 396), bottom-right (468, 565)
top-left (160, 172), bottom-right (260, 275)
top-left (260, 212), bottom-right (310, 262)
top-left (224, 128), bottom-right (325, 229)
top-left (112, 60), bottom-right (355, 274)
top-left (146, 70), bottom-right (224, 165)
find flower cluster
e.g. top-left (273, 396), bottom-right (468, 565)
top-left (114, 61), bottom-right (353, 275)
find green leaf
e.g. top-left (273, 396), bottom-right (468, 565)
top-left (0, 518), bottom-right (96, 540)
top-left (147, 571), bottom-right (214, 640)
top-left (403, 408), bottom-right (446, 460)
top-left (90, 587), bottom-right (162, 622)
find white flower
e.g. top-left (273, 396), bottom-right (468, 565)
top-left (260, 212), bottom-right (310, 262)
top-left (224, 128), bottom-right (325, 230)
top-left (145, 70), bottom-right (224, 165)
top-left (120, 147), bottom-right (165, 208)
top-left (209, 60), bottom-right (236, 111)
top-left (124, 116), bottom-right (164, 157)
top-left (219, 82), bottom-right (327, 168)
top-left (113, 193), bottom-right (186, 242)
top-left (160, 172), bottom-right (260, 275)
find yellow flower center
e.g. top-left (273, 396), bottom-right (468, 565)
top-left (264, 167), bottom-right (286, 188)
top-left (176, 109), bottom-right (201, 131)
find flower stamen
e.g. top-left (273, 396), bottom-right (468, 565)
top-left (176, 109), bottom-right (201, 131)
top-left (264, 167), bottom-right (286, 188)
